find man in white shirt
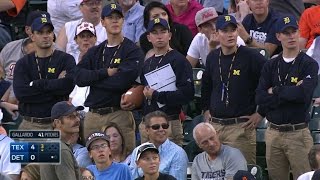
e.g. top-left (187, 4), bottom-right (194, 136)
top-left (0, 134), bottom-right (21, 180)
top-left (187, 7), bottom-right (244, 67)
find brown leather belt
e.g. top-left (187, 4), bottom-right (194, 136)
top-left (210, 117), bottom-right (248, 125)
top-left (269, 123), bottom-right (307, 132)
top-left (23, 116), bottom-right (52, 124)
top-left (89, 107), bottom-right (120, 115)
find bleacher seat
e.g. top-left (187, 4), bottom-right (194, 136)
top-left (192, 68), bottom-right (205, 98)
top-left (247, 164), bottom-right (263, 180)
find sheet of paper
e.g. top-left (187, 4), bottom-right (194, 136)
top-left (144, 63), bottom-right (177, 108)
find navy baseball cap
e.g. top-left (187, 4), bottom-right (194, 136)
top-left (276, 15), bottom-right (298, 33)
top-left (101, 3), bottom-right (123, 18)
top-left (233, 170), bottom-right (255, 180)
top-left (147, 18), bottom-right (170, 33)
top-left (51, 101), bottom-right (84, 119)
top-left (26, 11), bottom-right (50, 26)
top-left (31, 16), bottom-right (54, 32)
top-left (216, 15), bottom-right (237, 30)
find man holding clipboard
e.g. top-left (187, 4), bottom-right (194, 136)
top-left (132, 18), bottom-right (194, 146)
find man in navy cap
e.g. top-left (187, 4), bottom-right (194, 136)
top-left (74, 3), bottom-right (144, 154)
top-left (201, 15), bottom-right (266, 164)
top-left (0, 11), bottom-right (51, 130)
top-left (256, 15), bottom-right (318, 179)
top-left (13, 15), bottom-right (76, 130)
top-left (122, 17), bottom-right (194, 147)
top-left (40, 101), bottom-right (83, 180)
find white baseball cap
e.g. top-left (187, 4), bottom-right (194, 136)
top-left (75, 22), bottom-right (96, 36)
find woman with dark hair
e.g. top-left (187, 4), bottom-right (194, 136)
top-left (139, 1), bottom-right (193, 57)
top-left (102, 122), bottom-right (132, 165)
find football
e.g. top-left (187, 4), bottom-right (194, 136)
top-left (123, 85), bottom-right (145, 108)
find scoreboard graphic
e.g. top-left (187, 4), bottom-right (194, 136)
top-left (9, 130), bottom-right (61, 164)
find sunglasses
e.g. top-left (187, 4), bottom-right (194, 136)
top-left (148, 123), bottom-right (169, 130)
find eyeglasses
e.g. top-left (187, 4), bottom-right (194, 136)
top-left (82, 176), bottom-right (94, 180)
top-left (148, 123), bottom-right (169, 130)
top-left (81, 0), bottom-right (102, 7)
top-left (90, 143), bottom-right (109, 151)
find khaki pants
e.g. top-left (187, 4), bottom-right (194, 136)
top-left (18, 119), bottom-right (53, 130)
top-left (139, 119), bottom-right (183, 146)
top-left (210, 122), bottom-right (256, 164)
top-left (83, 110), bottom-right (136, 153)
top-left (265, 127), bottom-right (313, 180)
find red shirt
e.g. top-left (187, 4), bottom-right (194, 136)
top-left (299, 5), bottom-right (320, 48)
top-left (166, 0), bottom-right (203, 37)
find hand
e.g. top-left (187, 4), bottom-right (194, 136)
top-left (0, 101), bottom-right (18, 116)
top-left (268, 87), bottom-right (273, 94)
top-left (58, 70), bottom-right (66, 79)
top-left (120, 94), bottom-right (136, 111)
top-left (203, 110), bottom-right (212, 122)
top-left (107, 68), bottom-right (118, 76)
top-left (208, 32), bottom-right (219, 50)
top-left (143, 86), bottom-right (155, 100)
top-left (241, 112), bottom-right (263, 129)
top-left (237, 0), bottom-right (251, 21)
top-left (237, 23), bottom-right (250, 41)
top-left (296, 80), bottom-right (303, 86)
top-left (314, 97), bottom-right (320, 107)
top-left (0, 126), bottom-right (6, 135)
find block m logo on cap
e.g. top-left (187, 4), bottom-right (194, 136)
top-left (41, 18), bottom-right (47, 24)
top-left (283, 17), bottom-right (290, 24)
top-left (154, 18), bottom-right (160, 24)
top-left (225, 16), bottom-right (231, 22)
top-left (111, 4), bottom-right (117, 9)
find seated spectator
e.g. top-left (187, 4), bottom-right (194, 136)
top-left (72, 133), bottom-right (93, 168)
top-left (69, 22), bottom-right (97, 113)
top-left (269, 0), bottom-right (304, 20)
top-left (40, 101), bottom-right (83, 180)
top-left (299, 4), bottom-right (320, 49)
top-left (298, 144), bottom-right (320, 180)
top-left (166, 0), bottom-right (203, 36)
top-left (192, 122), bottom-right (247, 179)
top-left (0, 0), bottom-right (27, 51)
top-left (186, 7), bottom-right (245, 67)
top-left (135, 142), bottom-right (176, 180)
top-left (117, 0), bottom-right (145, 43)
top-left (102, 122), bottom-right (132, 164)
top-left (228, 0), bottom-right (250, 22)
top-left (47, 0), bottom-right (83, 36)
top-left (197, 0), bottom-right (224, 14)
top-left (129, 111), bottom-right (188, 180)
top-left (80, 168), bottom-right (95, 180)
top-left (86, 132), bottom-right (132, 179)
top-left (139, 1), bottom-right (193, 56)
top-left (56, 0), bottom-right (107, 59)
top-left (20, 164), bottom-right (40, 180)
top-left (0, 133), bottom-right (21, 180)
top-left (237, 0), bottom-right (282, 56)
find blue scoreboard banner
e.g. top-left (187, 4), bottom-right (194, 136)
top-left (10, 142), bottom-right (60, 163)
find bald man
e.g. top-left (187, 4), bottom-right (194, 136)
top-left (192, 122), bottom-right (247, 180)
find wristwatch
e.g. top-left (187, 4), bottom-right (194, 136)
top-left (245, 36), bottom-right (253, 45)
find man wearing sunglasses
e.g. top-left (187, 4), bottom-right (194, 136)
top-left (86, 131), bottom-right (132, 179)
top-left (40, 101), bottom-right (84, 180)
top-left (129, 111), bottom-right (188, 180)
